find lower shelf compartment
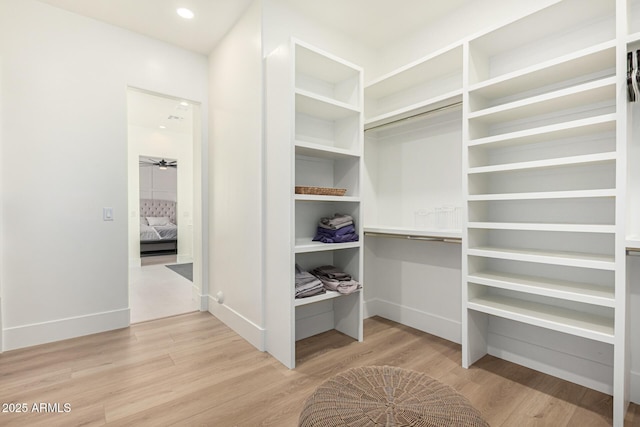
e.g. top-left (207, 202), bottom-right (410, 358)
top-left (467, 294), bottom-right (615, 344)
top-left (295, 289), bottom-right (360, 307)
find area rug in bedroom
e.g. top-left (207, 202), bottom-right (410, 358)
top-left (166, 263), bottom-right (193, 282)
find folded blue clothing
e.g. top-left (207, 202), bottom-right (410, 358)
top-left (315, 224), bottom-right (355, 237)
top-left (313, 232), bottom-right (359, 244)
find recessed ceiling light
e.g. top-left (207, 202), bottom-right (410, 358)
top-left (180, 101), bottom-right (189, 106)
top-left (159, 125), bottom-right (167, 129)
top-left (177, 7), bottom-right (194, 19)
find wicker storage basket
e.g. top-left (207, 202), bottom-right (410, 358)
top-left (295, 186), bottom-right (347, 196)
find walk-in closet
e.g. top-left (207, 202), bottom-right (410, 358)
top-left (262, 0), bottom-right (640, 424)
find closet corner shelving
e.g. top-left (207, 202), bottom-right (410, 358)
top-left (462, 0), bottom-right (629, 424)
top-left (363, 41), bottom-right (464, 242)
top-left (265, 38), bottom-right (364, 369)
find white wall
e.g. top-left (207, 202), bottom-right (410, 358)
top-left (0, 0), bottom-right (208, 350)
top-left (127, 123), bottom-right (194, 267)
top-left (208, 0), bottom-right (265, 349)
top-left (264, 0), bottom-right (377, 70)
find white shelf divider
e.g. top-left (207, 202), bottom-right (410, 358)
top-left (468, 295), bottom-right (615, 344)
top-left (468, 77), bottom-right (616, 123)
top-left (295, 140), bottom-right (360, 159)
top-left (295, 289), bottom-right (360, 307)
top-left (468, 271), bottom-right (615, 307)
top-left (467, 222), bottom-right (615, 233)
top-left (468, 152), bottom-right (616, 175)
top-left (468, 189), bottom-right (616, 202)
top-left (468, 246), bottom-right (615, 270)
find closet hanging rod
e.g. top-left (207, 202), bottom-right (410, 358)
top-left (364, 101), bottom-right (463, 132)
top-left (365, 231), bottom-right (461, 244)
top-left (627, 248), bottom-right (640, 256)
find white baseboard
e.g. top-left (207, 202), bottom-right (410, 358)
top-left (192, 286), bottom-right (208, 311)
top-left (364, 298), bottom-right (461, 344)
top-left (3, 308), bottom-right (130, 351)
top-left (631, 370), bottom-right (640, 404)
top-left (488, 331), bottom-right (613, 395)
top-left (208, 296), bottom-right (265, 351)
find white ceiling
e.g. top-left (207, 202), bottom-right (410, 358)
top-left (37, 0), bottom-right (470, 54)
top-left (36, 0), bottom-right (254, 55)
top-left (276, 0), bottom-right (471, 50)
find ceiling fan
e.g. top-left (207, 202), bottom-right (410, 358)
top-left (139, 158), bottom-right (177, 170)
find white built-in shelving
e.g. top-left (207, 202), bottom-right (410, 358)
top-left (364, 44), bottom-right (463, 130)
top-left (265, 39), bottom-right (364, 368)
top-left (361, 41), bottom-right (464, 345)
top-left (463, 0), bottom-right (628, 425)
top-left (363, 45), bottom-right (464, 237)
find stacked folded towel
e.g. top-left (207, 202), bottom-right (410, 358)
top-left (311, 265), bottom-right (361, 295)
top-left (295, 264), bottom-right (325, 298)
top-left (312, 213), bottom-right (359, 244)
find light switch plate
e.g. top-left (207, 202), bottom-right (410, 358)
top-left (103, 207), bottom-right (114, 221)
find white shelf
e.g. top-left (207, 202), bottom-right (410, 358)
top-left (468, 222), bottom-right (615, 234)
top-left (468, 77), bottom-right (615, 124)
top-left (468, 0), bottom-right (614, 85)
top-left (364, 226), bottom-right (462, 240)
top-left (294, 238), bottom-right (361, 254)
top-left (295, 289), bottom-right (360, 307)
top-left (467, 294), bottom-right (615, 344)
top-left (294, 40), bottom-right (361, 109)
top-left (364, 91), bottom-right (462, 130)
top-left (266, 38), bottom-right (363, 369)
top-left (469, 271), bottom-right (615, 307)
top-left (295, 90), bottom-right (360, 120)
top-left (466, 114), bottom-right (616, 148)
top-left (626, 235), bottom-right (640, 251)
top-left (468, 189), bottom-right (617, 202)
top-left (468, 41), bottom-right (615, 102)
top-left (295, 40), bottom-right (360, 86)
top-left (462, 1), bottom-right (623, 423)
top-left (468, 246), bottom-right (615, 270)
top-left (295, 194), bottom-right (360, 202)
top-left (468, 152), bottom-right (616, 175)
top-left (364, 43), bottom-right (462, 126)
top-left (628, 32), bottom-right (640, 45)
top-left (366, 43), bottom-right (462, 98)
top-left (295, 140), bottom-right (360, 159)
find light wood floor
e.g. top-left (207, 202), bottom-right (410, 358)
top-left (0, 312), bottom-right (638, 426)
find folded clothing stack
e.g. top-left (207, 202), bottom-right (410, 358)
top-left (312, 213), bottom-right (359, 244)
top-left (295, 264), bottom-right (325, 298)
top-left (311, 265), bottom-right (361, 295)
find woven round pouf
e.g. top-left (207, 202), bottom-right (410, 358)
top-left (299, 366), bottom-right (489, 427)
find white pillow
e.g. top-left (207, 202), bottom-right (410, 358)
top-left (147, 216), bottom-right (171, 226)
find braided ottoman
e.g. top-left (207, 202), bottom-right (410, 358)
top-left (299, 366), bottom-right (489, 427)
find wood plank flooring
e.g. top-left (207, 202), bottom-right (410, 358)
top-left (0, 312), bottom-right (637, 426)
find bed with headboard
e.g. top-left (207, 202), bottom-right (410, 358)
top-left (139, 199), bottom-right (178, 256)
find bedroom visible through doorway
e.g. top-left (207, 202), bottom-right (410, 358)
top-left (126, 88), bottom-right (200, 323)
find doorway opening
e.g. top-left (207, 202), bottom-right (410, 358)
top-left (126, 88), bottom-right (202, 323)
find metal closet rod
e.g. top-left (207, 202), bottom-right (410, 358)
top-left (364, 101), bottom-right (463, 132)
top-left (364, 231), bottom-right (462, 244)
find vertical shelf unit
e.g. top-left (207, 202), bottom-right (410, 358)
top-left (361, 44), bottom-right (464, 345)
top-left (265, 39), bottom-right (364, 369)
top-left (627, 0), bottom-right (640, 248)
top-left (462, 0), bottom-right (629, 424)
top-left (363, 43), bottom-right (464, 241)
